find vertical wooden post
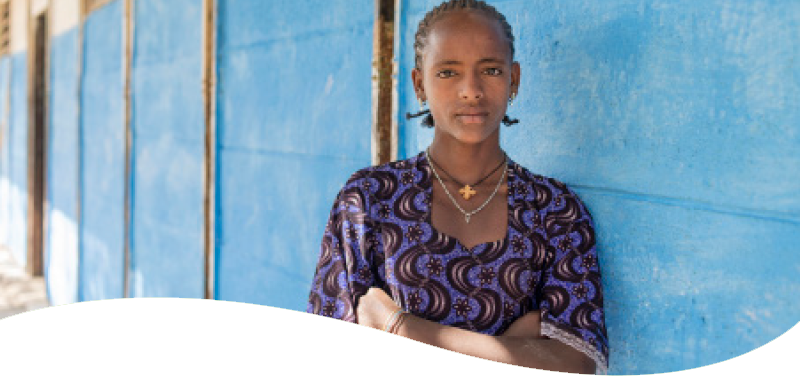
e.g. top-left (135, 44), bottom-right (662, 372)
top-left (201, 0), bottom-right (216, 300)
top-left (24, 0), bottom-right (33, 274)
top-left (2, 3), bottom-right (9, 208)
top-left (371, 0), bottom-right (396, 165)
top-left (40, 1), bottom-right (49, 276)
top-left (122, 0), bottom-right (133, 298)
top-left (76, 0), bottom-right (84, 300)
top-left (26, 0), bottom-right (47, 277)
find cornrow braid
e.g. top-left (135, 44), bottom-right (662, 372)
top-left (414, 0), bottom-right (515, 70)
top-left (406, 0), bottom-right (519, 128)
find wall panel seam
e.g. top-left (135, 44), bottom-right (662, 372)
top-left (573, 184), bottom-right (800, 224)
top-left (122, 0), bottom-right (134, 298)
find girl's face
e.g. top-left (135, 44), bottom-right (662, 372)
top-left (413, 10), bottom-right (519, 145)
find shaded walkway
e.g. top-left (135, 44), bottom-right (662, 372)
top-left (0, 246), bottom-right (49, 319)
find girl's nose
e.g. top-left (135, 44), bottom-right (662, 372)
top-left (459, 73), bottom-right (484, 101)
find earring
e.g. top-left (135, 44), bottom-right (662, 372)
top-left (508, 92), bottom-right (517, 107)
top-left (418, 98), bottom-right (427, 109)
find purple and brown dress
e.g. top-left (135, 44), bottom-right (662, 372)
top-left (307, 151), bottom-right (609, 373)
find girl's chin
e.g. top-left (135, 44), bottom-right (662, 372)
top-left (441, 128), bottom-right (499, 145)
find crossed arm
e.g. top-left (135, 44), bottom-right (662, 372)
top-left (356, 287), bottom-right (596, 374)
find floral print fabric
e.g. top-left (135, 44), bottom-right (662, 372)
top-left (307, 151), bottom-right (608, 372)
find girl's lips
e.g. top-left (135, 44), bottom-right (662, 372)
top-left (456, 113), bottom-right (488, 124)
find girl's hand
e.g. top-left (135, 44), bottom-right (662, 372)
top-left (357, 287), bottom-right (542, 339)
top-left (356, 287), bottom-right (401, 330)
top-left (501, 310), bottom-right (543, 338)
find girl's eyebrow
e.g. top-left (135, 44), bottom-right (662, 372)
top-left (435, 60), bottom-right (462, 66)
top-left (434, 57), bottom-right (507, 66)
top-left (478, 57), bottom-right (507, 64)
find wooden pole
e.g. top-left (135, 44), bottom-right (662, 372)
top-left (371, 0), bottom-right (396, 165)
top-left (201, 0), bottom-right (216, 300)
top-left (122, 0), bottom-right (133, 298)
top-left (76, 0), bottom-right (84, 300)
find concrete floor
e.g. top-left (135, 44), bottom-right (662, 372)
top-left (0, 246), bottom-right (50, 320)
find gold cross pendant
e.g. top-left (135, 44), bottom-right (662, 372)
top-left (459, 185), bottom-right (477, 200)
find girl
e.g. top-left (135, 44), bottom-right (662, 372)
top-left (307, 1), bottom-right (608, 373)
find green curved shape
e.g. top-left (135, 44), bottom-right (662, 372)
top-left (0, 298), bottom-right (800, 376)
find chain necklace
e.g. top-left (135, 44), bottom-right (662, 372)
top-left (425, 148), bottom-right (507, 224)
top-left (427, 152), bottom-right (506, 200)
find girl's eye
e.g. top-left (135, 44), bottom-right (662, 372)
top-left (436, 70), bottom-right (456, 78)
top-left (484, 68), bottom-right (503, 76)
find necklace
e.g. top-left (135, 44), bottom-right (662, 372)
top-left (427, 152), bottom-right (506, 200)
top-left (425, 148), bottom-right (507, 224)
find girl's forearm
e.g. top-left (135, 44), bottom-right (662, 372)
top-left (394, 314), bottom-right (595, 374)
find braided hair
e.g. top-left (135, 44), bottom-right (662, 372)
top-left (406, 0), bottom-right (520, 128)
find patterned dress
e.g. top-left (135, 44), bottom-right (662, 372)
top-left (307, 151), bottom-right (609, 373)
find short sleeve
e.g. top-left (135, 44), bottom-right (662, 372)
top-left (306, 173), bottom-right (376, 323)
top-left (538, 184), bottom-right (609, 374)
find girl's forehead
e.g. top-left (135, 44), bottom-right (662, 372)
top-left (423, 11), bottom-right (511, 64)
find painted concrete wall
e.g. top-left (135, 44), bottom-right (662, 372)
top-left (0, 1), bottom-right (11, 245)
top-left (4, 1), bottom-right (795, 372)
top-left (7, 52), bottom-right (27, 267)
top-left (215, 0), bottom-right (374, 309)
top-left (50, 0), bottom-right (79, 38)
top-left (129, 0), bottom-right (204, 298)
top-left (4, 0), bottom-right (28, 268)
top-left (79, 0), bottom-right (125, 301)
top-left (396, 0), bottom-right (800, 374)
top-left (0, 57), bottom-right (11, 250)
top-left (46, 27), bottom-right (80, 305)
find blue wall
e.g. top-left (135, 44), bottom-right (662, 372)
top-left (79, 0), bottom-right (126, 301)
top-left (46, 28), bottom-right (81, 305)
top-left (7, 52), bottom-right (28, 267)
top-left (0, 56), bottom-right (10, 248)
top-left (396, 0), bottom-right (800, 374)
top-left (129, 0), bottom-right (205, 298)
top-left (214, 0), bottom-right (374, 309)
top-left (3, 2), bottom-right (795, 373)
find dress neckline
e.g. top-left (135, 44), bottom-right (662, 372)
top-left (418, 151), bottom-right (516, 252)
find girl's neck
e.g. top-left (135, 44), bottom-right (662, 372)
top-left (427, 132), bottom-right (505, 184)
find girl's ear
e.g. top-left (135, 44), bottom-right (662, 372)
top-left (511, 61), bottom-right (521, 95)
top-left (411, 68), bottom-right (425, 101)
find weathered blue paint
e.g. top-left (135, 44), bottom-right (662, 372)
top-left (79, 0), bottom-right (126, 301)
top-left (215, 0), bottom-right (373, 309)
top-left (395, 1), bottom-right (436, 160)
top-left (579, 188), bottom-right (800, 373)
top-left (129, 0), bottom-right (204, 298)
top-left (396, 0), bottom-right (800, 373)
top-left (5, 52), bottom-right (28, 267)
top-left (0, 56), bottom-right (11, 248)
top-left (46, 28), bottom-right (81, 305)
